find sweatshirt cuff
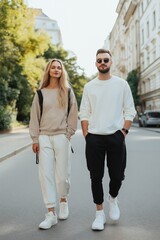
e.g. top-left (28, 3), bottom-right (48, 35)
top-left (80, 117), bottom-right (89, 121)
top-left (66, 128), bottom-right (75, 138)
top-left (124, 116), bottom-right (134, 121)
top-left (32, 137), bottom-right (39, 144)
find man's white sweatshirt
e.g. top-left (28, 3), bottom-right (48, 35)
top-left (80, 76), bottom-right (136, 135)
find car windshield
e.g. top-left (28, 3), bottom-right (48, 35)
top-left (148, 112), bottom-right (160, 118)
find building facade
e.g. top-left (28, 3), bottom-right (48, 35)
top-left (139, 0), bottom-right (160, 111)
top-left (106, 0), bottom-right (140, 80)
top-left (32, 8), bottom-right (62, 46)
top-left (105, 0), bottom-right (160, 111)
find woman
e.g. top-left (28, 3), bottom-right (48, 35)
top-left (29, 59), bottom-right (78, 229)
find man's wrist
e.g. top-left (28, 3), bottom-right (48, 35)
top-left (83, 131), bottom-right (88, 137)
top-left (122, 128), bottom-right (129, 134)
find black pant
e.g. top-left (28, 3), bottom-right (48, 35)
top-left (85, 131), bottom-right (126, 205)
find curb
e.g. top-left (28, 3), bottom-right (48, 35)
top-left (0, 126), bottom-right (29, 134)
top-left (132, 124), bottom-right (160, 134)
top-left (0, 143), bottom-right (32, 163)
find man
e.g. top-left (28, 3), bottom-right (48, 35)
top-left (79, 49), bottom-right (136, 231)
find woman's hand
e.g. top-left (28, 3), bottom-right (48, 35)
top-left (32, 143), bottom-right (39, 153)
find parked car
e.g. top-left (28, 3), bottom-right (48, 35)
top-left (139, 110), bottom-right (160, 127)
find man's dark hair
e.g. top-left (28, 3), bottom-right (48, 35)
top-left (96, 49), bottom-right (112, 57)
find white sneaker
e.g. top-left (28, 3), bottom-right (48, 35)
top-left (59, 202), bottom-right (69, 220)
top-left (39, 212), bottom-right (58, 229)
top-left (92, 210), bottom-right (106, 231)
top-left (108, 196), bottom-right (120, 221)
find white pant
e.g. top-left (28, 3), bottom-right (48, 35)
top-left (38, 134), bottom-right (71, 208)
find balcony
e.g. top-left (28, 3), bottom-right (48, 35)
top-left (124, 1), bottom-right (137, 26)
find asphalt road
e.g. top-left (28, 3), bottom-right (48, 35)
top-left (0, 126), bottom-right (160, 240)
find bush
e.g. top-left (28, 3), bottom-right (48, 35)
top-left (126, 69), bottom-right (140, 107)
top-left (0, 105), bottom-right (16, 130)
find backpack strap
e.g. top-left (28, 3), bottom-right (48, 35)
top-left (67, 88), bottom-right (71, 116)
top-left (37, 88), bottom-right (70, 118)
top-left (37, 89), bottom-right (43, 118)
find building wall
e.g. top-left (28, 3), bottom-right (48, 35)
top-left (139, 0), bottom-right (160, 111)
top-left (107, 0), bottom-right (140, 80)
top-left (31, 8), bottom-right (62, 46)
top-left (105, 0), bottom-right (160, 111)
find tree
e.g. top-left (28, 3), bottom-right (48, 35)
top-left (0, 0), bottom-right (88, 130)
top-left (0, 75), bottom-right (19, 130)
top-left (0, 0), bottom-right (51, 127)
top-left (126, 69), bottom-right (140, 107)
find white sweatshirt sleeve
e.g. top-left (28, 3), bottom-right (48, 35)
top-left (79, 86), bottom-right (91, 121)
top-left (123, 82), bottom-right (136, 121)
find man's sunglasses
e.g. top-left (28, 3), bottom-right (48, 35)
top-left (96, 58), bottom-right (110, 64)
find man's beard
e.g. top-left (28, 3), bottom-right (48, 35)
top-left (98, 67), bottom-right (110, 74)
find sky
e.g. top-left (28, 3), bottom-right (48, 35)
top-left (27, 0), bottom-right (119, 77)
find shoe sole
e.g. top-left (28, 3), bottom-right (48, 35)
top-left (92, 227), bottom-right (104, 231)
top-left (39, 221), bottom-right (58, 229)
top-left (58, 217), bottom-right (68, 220)
top-left (39, 226), bottom-right (52, 230)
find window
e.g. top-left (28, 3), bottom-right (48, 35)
top-left (147, 55), bottom-right (150, 66)
top-left (152, 11), bottom-right (156, 29)
top-left (142, 29), bottom-right (144, 44)
top-left (141, 53), bottom-right (144, 70)
top-left (153, 48), bottom-right (156, 61)
top-left (141, 2), bottom-right (144, 15)
top-left (142, 81), bottom-right (146, 94)
top-left (147, 21), bottom-right (149, 38)
top-left (148, 112), bottom-right (160, 118)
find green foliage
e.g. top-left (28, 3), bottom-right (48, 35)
top-left (0, 0), bottom-right (88, 130)
top-left (0, 0), bottom-right (51, 129)
top-left (16, 76), bottom-right (34, 122)
top-left (126, 69), bottom-right (140, 107)
top-left (43, 44), bottom-right (68, 60)
top-left (0, 105), bottom-right (15, 130)
top-left (0, 77), bottom-right (20, 107)
top-left (0, 77), bottom-right (19, 129)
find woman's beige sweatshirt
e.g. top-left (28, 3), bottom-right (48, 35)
top-left (29, 88), bottom-right (78, 144)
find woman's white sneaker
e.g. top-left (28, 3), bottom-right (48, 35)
top-left (92, 210), bottom-right (106, 231)
top-left (39, 212), bottom-right (58, 229)
top-left (59, 202), bottom-right (69, 220)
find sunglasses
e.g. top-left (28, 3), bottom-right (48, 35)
top-left (96, 58), bottom-right (110, 64)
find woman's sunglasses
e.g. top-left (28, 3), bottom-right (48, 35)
top-left (96, 58), bottom-right (110, 64)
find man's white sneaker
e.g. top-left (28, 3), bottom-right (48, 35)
top-left (92, 210), bottom-right (106, 231)
top-left (108, 196), bottom-right (120, 221)
top-left (39, 212), bottom-right (58, 229)
top-left (59, 202), bottom-right (69, 220)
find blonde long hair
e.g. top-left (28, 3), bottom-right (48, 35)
top-left (39, 59), bottom-right (70, 108)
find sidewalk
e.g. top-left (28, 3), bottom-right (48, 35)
top-left (0, 127), bottom-right (32, 162)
